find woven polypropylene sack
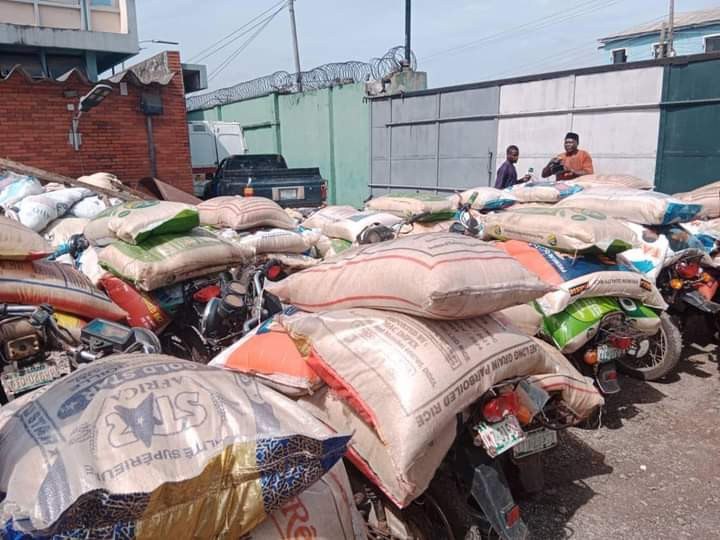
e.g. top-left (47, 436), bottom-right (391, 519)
top-left (198, 196), bottom-right (295, 231)
top-left (246, 461), bottom-right (368, 539)
top-left (226, 228), bottom-right (321, 254)
top-left (458, 187), bottom-right (517, 210)
top-left (69, 195), bottom-right (108, 219)
top-left (109, 201), bottom-right (199, 245)
top-left (0, 176), bottom-right (43, 208)
top-left (99, 231), bottom-right (254, 291)
top-left (15, 188), bottom-right (93, 232)
top-left (303, 206), bottom-right (403, 242)
top-left (0, 355), bottom-right (350, 539)
top-left (43, 218), bottom-right (90, 248)
top-left (0, 216), bottom-right (51, 261)
top-left (675, 180), bottom-right (720, 219)
top-left (365, 193), bottom-right (456, 221)
top-left (100, 275), bottom-right (172, 331)
top-left (506, 182), bottom-right (581, 203)
top-left (483, 206), bottom-right (639, 255)
top-left (556, 187), bottom-right (701, 225)
top-left (567, 174), bottom-right (653, 191)
top-left (266, 233), bottom-right (552, 319)
top-left (0, 260), bottom-right (126, 320)
top-left (283, 309), bottom-right (548, 496)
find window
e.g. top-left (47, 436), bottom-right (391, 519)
top-left (91, 0), bottom-right (115, 6)
top-left (706, 35), bottom-right (720, 53)
top-left (652, 42), bottom-right (668, 59)
top-left (612, 48), bottom-right (627, 64)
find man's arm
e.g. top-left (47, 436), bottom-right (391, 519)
top-left (495, 163), bottom-right (510, 189)
top-left (542, 156), bottom-right (562, 179)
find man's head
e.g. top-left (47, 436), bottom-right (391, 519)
top-left (506, 145), bottom-right (520, 164)
top-left (564, 132), bottom-right (579, 154)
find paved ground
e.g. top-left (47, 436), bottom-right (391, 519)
top-left (520, 339), bottom-right (720, 540)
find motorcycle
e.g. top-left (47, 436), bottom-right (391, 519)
top-left (160, 261), bottom-right (285, 363)
top-left (0, 303), bottom-right (160, 403)
top-left (540, 296), bottom-right (681, 394)
top-left (656, 250), bottom-right (720, 344)
top-left (351, 375), bottom-right (583, 540)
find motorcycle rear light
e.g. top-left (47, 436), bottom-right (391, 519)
top-left (505, 505), bottom-right (521, 528)
top-left (609, 336), bottom-right (633, 350)
top-left (482, 392), bottom-right (521, 423)
top-left (266, 265), bottom-right (283, 281)
top-left (605, 370), bottom-right (618, 380)
top-left (676, 260), bottom-right (700, 279)
top-left (193, 285), bottom-right (221, 303)
top-left (583, 349), bottom-right (599, 366)
top-left (670, 278), bottom-right (684, 290)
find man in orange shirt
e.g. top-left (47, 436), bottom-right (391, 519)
top-left (541, 132), bottom-right (594, 181)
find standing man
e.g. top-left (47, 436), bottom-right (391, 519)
top-left (541, 132), bottom-right (594, 181)
top-left (495, 145), bottom-right (531, 189)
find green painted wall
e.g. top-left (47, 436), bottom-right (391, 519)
top-left (189, 83), bottom-right (369, 207)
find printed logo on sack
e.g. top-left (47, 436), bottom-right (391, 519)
top-left (568, 283), bottom-right (589, 297)
top-left (547, 234), bottom-right (558, 247)
top-left (117, 200), bottom-right (159, 217)
top-left (104, 390), bottom-right (207, 448)
top-left (640, 279), bottom-right (653, 292)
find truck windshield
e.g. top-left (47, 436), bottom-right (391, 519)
top-left (225, 155), bottom-right (286, 171)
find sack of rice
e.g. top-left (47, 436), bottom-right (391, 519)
top-left (77, 246), bottom-right (107, 286)
top-left (287, 309), bottom-right (548, 506)
top-left (266, 233), bottom-right (552, 319)
top-left (112, 200), bottom-right (199, 244)
top-left (198, 196), bottom-right (295, 231)
top-left (0, 216), bottom-right (52, 261)
top-left (365, 192), bottom-right (456, 221)
top-left (0, 175), bottom-right (43, 208)
top-left (43, 217), bottom-right (90, 248)
top-left (223, 227), bottom-right (321, 254)
top-left (506, 181), bottom-right (582, 203)
top-left (496, 303), bottom-right (543, 336)
top-left (245, 461), bottom-right (368, 540)
top-left (616, 223), bottom-right (670, 280)
top-left (674, 180), bottom-right (720, 219)
top-left (0, 171), bottom-right (32, 192)
top-left (211, 317), bottom-right (323, 397)
top-left (0, 260), bottom-right (126, 320)
top-left (0, 354), bottom-right (350, 539)
top-left (556, 187), bottom-right (701, 225)
top-left (315, 236), bottom-right (352, 259)
top-left (100, 275), bottom-right (172, 331)
top-left (14, 187), bottom-right (93, 231)
top-left (303, 206), bottom-right (403, 242)
top-left (69, 195), bottom-right (108, 219)
top-left (77, 171), bottom-right (123, 192)
top-left (567, 174), bottom-right (653, 190)
top-left (457, 187), bottom-right (517, 210)
top-left (99, 231), bottom-right (254, 291)
top-left (483, 207), bottom-right (638, 255)
top-left (498, 240), bottom-right (666, 316)
top-left (258, 252), bottom-right (321, 270)
top-left (541, 297), bottom-right (661, 353)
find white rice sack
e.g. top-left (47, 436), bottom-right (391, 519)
top-left (77, 246), bottom-right (108, 286)
top-left (77, 172), bottom-right (123, 192)
top-left (69, 195), bottom-right (108, 219)
top-left (506, 181), bottom-right (582, 203)
top-left (458, 187), bottom-right (517, 210)
top-left (15, 188), bottom-right (93, 231)
top-left (616, 224), bottom-right (670, 280)
top-left (557, 187), bottom-right (702, 225)
top-left (303, 206), bottom-right (404, 242)
top-left (568, 174), bottom-right (653, 191)
top-left (43, 218), bottom-right (90, 248)
top-left (675, 180), bottom-right (720, 219)
top-left (224, 228), bottom-right (322, 254)
top-left (0, 176), bottom-right (43, 208)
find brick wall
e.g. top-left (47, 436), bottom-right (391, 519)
top-left (0, 51), bottom-right (193, 193)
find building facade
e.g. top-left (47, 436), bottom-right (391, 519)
top-left (599, 9), bottom-right (720, 64)
top-left (0, 0), bottom-right (138, 80)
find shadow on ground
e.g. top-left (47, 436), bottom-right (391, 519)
top-left (520, 430), bottom-right (612, 539)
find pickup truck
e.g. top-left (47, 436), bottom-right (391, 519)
top-left (203, 154), bottom-right (327, 208)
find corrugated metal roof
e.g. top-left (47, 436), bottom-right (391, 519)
top-left (600, 8), bottom-right (720, 42)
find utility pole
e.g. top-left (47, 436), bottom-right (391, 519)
top-left (667, 0), bottom-right (675, 57)
top-left (404, 0), bottom-right (412, 68)
top-left (659, 21), bottom-right (667, 58)
top-left (288, 0), bottom-right (303, 91)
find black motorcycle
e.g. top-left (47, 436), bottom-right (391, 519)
top-left (0, 303), bottom-right (160, 403)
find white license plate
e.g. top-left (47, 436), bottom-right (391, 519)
top-left (2, 365), bottom-right (59, 396)
top-left (598, 344), bottom-right (623, 362)
top-left (474, 415), bottom-right (526, 458)
top-left (512, 428), bottom-right (557, 459)
top-left (278, 188), bottom-right (299, 201)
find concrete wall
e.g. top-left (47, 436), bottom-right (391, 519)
top-left (600, 24), bottom-right (720, 63)
top-left (190, 82), bottom-right (369, 207)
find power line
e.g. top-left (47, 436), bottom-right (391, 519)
top-left (208, 6), bottom-right (285, 82)
top-left (188, 0), bottom-right (288, 63)
top-left (422, 0), bottom-right (621, 63)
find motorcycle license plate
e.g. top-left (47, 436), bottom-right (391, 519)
top-left (474, 415), bottom-right (526, 458)
top-left (512, 428), bottom-right (558, 459)
top-left (598, 344), bottom-right (623, 362)
top-left (2, 364), bottom-right (60, 398)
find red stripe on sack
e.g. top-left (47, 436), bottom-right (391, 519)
top-left (302, 253), bottom-right (515, 274)
top-left (292, 294), bottom-right (422, 309)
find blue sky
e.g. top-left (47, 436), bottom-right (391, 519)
top-left (134, 0), bottom-right (720, 92)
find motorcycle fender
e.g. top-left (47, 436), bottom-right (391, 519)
top-left (471, 460), bottom-right (529, 540)
top-left (679, 290), bottom-right (720, 314)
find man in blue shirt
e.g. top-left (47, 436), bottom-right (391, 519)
top-left (495, 145), bottom-right (530, 189)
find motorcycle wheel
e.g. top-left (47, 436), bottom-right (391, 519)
top-left (617, 313), bottom-right (682, 381)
